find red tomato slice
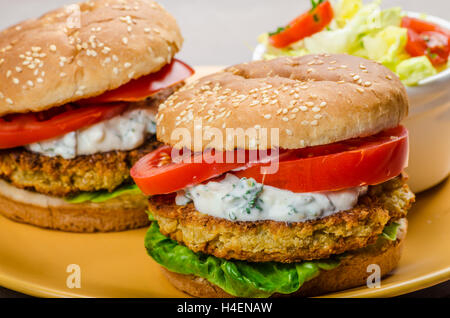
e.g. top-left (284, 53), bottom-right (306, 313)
top-left (405, 28), bottom-right (428, 57)
top-left (402, 17), bottom-right (450, 66)
top-left (269, 1), bottom-right (334, 48)
top-left (234, 126), bottom-right (408, 192)
top-left (0, 103), bottom-right (128, 149)
top-left (421, 31), bottom-right (449, 65)
top-left (401, 16), bottom-right (450, 37)
top-left (131, 126), bottom-right (409, 195)
top-left (81, 59), bottom-right (194, 104)
top-left (130, 146), bottom-right (284, 195)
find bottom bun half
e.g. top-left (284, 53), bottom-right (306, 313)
top-left (0, 180), bottom-right (149, 232)
top-left (160, 221), bottom-right (407, 298)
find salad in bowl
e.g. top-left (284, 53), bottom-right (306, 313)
top-left (254, 0), bottom-right (450, 192)
top-left (254, 0), bottom-right (449, 86)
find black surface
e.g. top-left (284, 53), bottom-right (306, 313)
top-left (1, 280), bottom-right (449, 298)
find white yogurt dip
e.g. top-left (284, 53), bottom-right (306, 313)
top-left (176, 174), bottom-right (367, 223)
top-left (26, 108), bottom-right (156, 159)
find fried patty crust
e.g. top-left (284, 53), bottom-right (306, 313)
top-left (149, 176), bottom-right (414, 263)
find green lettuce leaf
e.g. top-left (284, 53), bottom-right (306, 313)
top-left (64, 184), bottom-right (142, 204)
top-left (145, 222), bottom-right (340, 298)
top-left (381, 222), bottom-right (400, 241)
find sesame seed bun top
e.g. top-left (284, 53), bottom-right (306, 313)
top-left (0, 0), bottom-right (183, 116)
top-left (156, 54), bottom-right (409, 151)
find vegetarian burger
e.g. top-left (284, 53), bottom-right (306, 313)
top-left (0, 0), bottom-right (193, 232)
top-left (131, 54), bottom-right (415, 297)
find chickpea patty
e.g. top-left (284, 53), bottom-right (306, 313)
top-left (149, 176), bottom-right (414, 263)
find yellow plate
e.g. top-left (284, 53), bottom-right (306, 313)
top-left (0, 67), bottom-right (449, 298)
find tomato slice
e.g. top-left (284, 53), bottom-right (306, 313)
top-left (130, 146), bottom-right (285, 195)
top-left (234, 126), bottom-right (408, 192)
top-left (131, 126), bottom-right (409, 195)
top-left (80, 59), bottom-right (194, 104)
top-left (0, 103), bottom-right (128, 149)
top-left (401, 16), bottom-right (450, 37)
top-left (269, 1), bottom-right (334, 48)
top-left (402, 17), bottom-right (450, 66)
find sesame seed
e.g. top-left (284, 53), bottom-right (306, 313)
top-left (144, 28), bottom-right (151, 33)
top-left (386, 75), bottom-right (392, 80)
top-left (312, 106), bottom-right (320, 112)
top-left (27, 80), bottom-right (34, 87)
top-left (301, 120), bottom-right (309, 126)
top-left (364, 81), bottom-right (372, 87)
top-left (36, 78), bottom-right (43, 83)
top-left (305, 102), bottom-right (314, 107)
top-left (353, 75), bottom-right (360, 81)
top-left (12, 78), bottom-right (19, 84)
top-left (282, 116), bottom-right (289, 122)
top-left (60, 72), bottom-right (66, 77)
top-left (314, 114), bottom-right (322, 119)
top-left (15, 67), bottom-right (22, 72)
top-left (286, 129), bottom-right (293, 136)
top-left (112, 55), bottom-right (119, 62)
top-left (356, 87), bottom-right (364, 93)
top-left (299, 106), bottom-right (308, 111)
top-left (310, 120), bottom-right (318, 126)
top-left (122, 37), bottom-right (128, 45)
top-left (6, 98), bottom-right (13, 104)
top-left (264, 114), bottom-right (272, 119)
top-left (128, 71), bottom-right (135, 78)
top-left (6, 70), bottom-right (11, 78)
top-left (124, 62), bottom-right (131, 68)
top-left (49, 45), bottom-right (57, 52)
top-left (320, 101), bottom-right (327, 107)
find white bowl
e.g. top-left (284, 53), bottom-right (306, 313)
top-left (401, 12), bottom-right (450, 192)
top-left (253, 12), bottom-right (450, 193)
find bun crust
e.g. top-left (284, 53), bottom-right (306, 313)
top-left (160, 227), bottom-right (406, 298)
top-left (157, 54), bottom-right (408, 151)
top-left (0, 180), bottom-right (149, 232)
top-left (0, 0), bottom-right (182, 116)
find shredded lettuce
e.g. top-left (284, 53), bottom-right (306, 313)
top-left (258, 0), bottom-right (444, 85)
top-left (360, 26), bottom-right (407, 71)
top-left (64, 184), bottom-right (142, 204)
top-left (145, 222), bottom-right (340, 298)
top-left (396, 56), bottom-right (437, 85)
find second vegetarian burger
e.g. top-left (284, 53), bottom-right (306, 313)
top-left (131, 54), bottom-right (415, 297)
top-left (0, 0), bottom-right (193, 232)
